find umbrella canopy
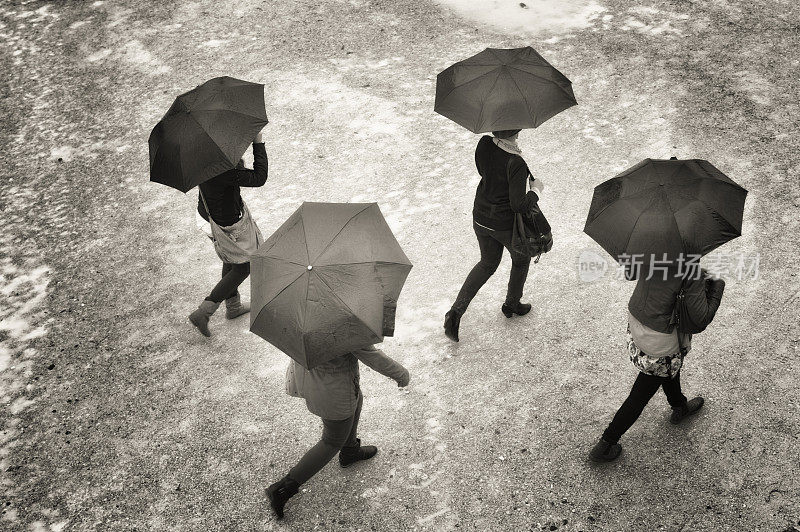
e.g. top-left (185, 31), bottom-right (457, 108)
top-left (434, 46), bottom-right (577, 133)
top-left (584, 158), bottom-right (748, 265)
top-left (149, 76), bottom-right (268, 192)
top-left (250, 202), bottom-right (412, 369)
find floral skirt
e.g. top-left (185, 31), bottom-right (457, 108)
top-left (626, 328), bottom-right (684, 379)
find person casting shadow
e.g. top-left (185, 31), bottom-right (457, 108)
top-left (188, 128), bottom-right (268, 337)
top-left (444, 129), bottom-right (545, 341)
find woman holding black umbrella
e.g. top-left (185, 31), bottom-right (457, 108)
top-left (433, 47), bottom-right (577, 341)
top-left (188, 127), bottom-right (268, 337)
top-left (583, 157), bottom-right (745, 461)
top-left (444, 129), bottom-right (545, 341)
top-left (148, 76), bottom-right (271, 338)
top-left (589, 265), bottom-right (725, 462)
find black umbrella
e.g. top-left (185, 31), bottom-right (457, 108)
top-left (434, 47), bottom-right (576, 133)
top-left (149, 76), bottom-right (268, 192)
top-left (584, 158), bottom-right (747, 265)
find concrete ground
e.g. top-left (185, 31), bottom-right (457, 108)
top-left (1, 0), bottom-right (799, 530)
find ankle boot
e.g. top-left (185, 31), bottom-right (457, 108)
top-left (224, 293), bottom-right (250, 319)
top-left (444, 308), bottom-right (462, 342)
top-left (589, 437), bottom-right (622, 462)
top-left (339, 438), bottom-right (378, 468)
top-left (670, 396), bottom-right (704, 424)
top-left (502, 302), bottom-right (532, 318)
top-left (265, 475), bottom-right (300, 519)
top-left (188, 300), bottom-right (220, 337)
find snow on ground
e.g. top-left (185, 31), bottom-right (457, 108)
top-left (433, 0), bottom-right (606, 35)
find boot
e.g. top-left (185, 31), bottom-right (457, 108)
top-left (265, 475), bottom-right (299, 520)
top-left (444, 308), bottom-right (462, 342)
top-left (339, 438), bottom-right (378, 468)
top-left (224, 293), bottom-right (250, 319)
top-left (188, 299), bottom-right (220, 337)
top-left (670, 397), bottom-right (704, 425)
top-left (502, 302), bottom-right (532, 318)
top-left (589, 437), bottom-right (622, 463)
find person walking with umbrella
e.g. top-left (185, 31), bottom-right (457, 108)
top-left (249, 202), bottom-right (413, 519)
top-left (444, 129), bottom-right (546, 341)
top-left (187, 127), bottom-right (268, 336)
top-left (583, 158), bottom-right (746, 462)
top-left (148, 76), bottom-right (270, 337)
top-left (266, 344), bottom-right (410, 519)
top-left (434, 47), bottom-right (577, 341)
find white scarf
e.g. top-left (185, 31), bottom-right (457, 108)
top-left (493, 136), bottom-right (522, 155)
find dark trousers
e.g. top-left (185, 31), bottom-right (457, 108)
top-left (206, 262), bottom-right (250, 303)
top-left (452, 222), bottom-right (531, 314)
top-left (288, 393), bottom-right (363, 485)
top-left (602, 371), bottom-right (688, 444)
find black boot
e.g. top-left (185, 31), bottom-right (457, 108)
top-left (589, 437), bottom-right (622, 462)
top-left (670, 396), bottom-right (704, 424)
top-left (502, 302), bottom-right (532, 318)
top-left (339, 438), bottom-right (378, 468)
top-left (265, 475), bottom-right (299, 519)
top-left (444, 308), bottom-right (462, 342)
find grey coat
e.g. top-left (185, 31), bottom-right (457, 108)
top-left (285, 345), bottom-right (409, 420)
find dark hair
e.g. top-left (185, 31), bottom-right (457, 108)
top-left (492, 129), bottom-right (521, 139)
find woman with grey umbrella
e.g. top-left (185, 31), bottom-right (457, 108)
top-left (444, 129), bottom-right (545, 341)
top-left (266, 345), bottom-right (410, 519)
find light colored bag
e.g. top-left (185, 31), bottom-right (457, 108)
top-left (198, 190), bottom-right (263, 264)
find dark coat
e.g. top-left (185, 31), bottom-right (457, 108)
top-left (197, 142), bottom-right (268, 226)
top-left (628, 269), bottom-right (726, 334)
top-left (472, 135), bottom-right (540, 231)
top-left (285, 345), bottom-right (409, 420)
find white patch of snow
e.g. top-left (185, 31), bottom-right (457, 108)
top-left (433, 0), bottom-right (606, 35)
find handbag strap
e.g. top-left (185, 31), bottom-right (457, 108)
top-left (197, 188), bottom-right (219, 246)
top-left (674, 277), bottom-right (688, 354)
top-left (198, 188), bottom-right (215, 227)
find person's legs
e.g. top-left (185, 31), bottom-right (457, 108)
top-left (190, 262), bottom-right (251, 336)
top-left (207, 262), bottom-right (251, 303)
top-left (664, 370), bottom-right (705, 424)
top-left (338, 392), bottom-right (378, 467)
top-left (287, 415), bottom-right (354, 485)
top-left (267, 413), bottom-right (356, 519)
top-left (451, 225), bottom-right (505, 314)
top-left (602, 372), bottom-right (664, 444)
top-left (491, 230), bottom-right (532, 307)
top-left (343, 392), bottom-right (363, 448)
top-left (661, 371), bottom-right (688, 409)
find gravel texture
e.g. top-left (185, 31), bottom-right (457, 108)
top-left (1, 0), bottom-right (799, 530)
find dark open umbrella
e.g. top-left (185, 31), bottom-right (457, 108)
top-left (149, 76), bottom-right (268, 192)
top-left (584, 158), bottom-right (747, 265)
top-left (250, 202), bottom-right (412, 369)
top-left (434, 47), bottom-right (576, 133)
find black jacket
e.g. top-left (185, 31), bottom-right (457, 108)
top-left (197, 142), bottom-right (268, 226)
top-left (628, 269), bottom-right (726, 333)
top-left (471, 136), bottom-right (539, 231)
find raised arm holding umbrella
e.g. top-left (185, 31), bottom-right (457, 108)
top-left (583, 158), bottom-right (746, 462)
top-left (148, 76), bottom-right (270, 337)
top-left (250, 202), bottom-right (413, 519)
top-left (434, 47), bottom-right (576, 341)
